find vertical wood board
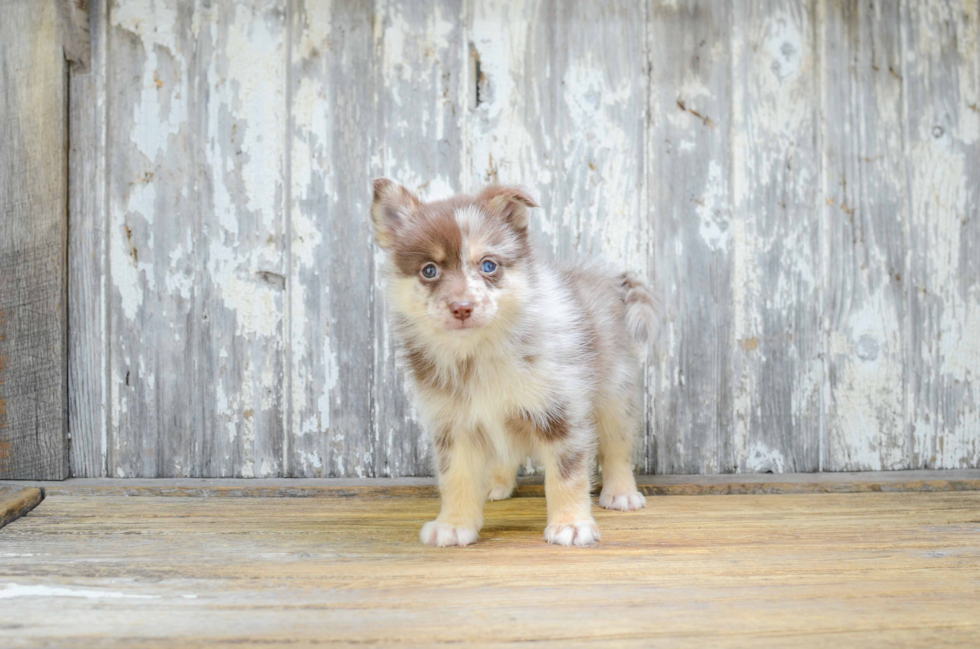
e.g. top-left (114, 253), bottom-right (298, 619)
top-left (105, 0), bottom-right (286, 477)
top-left (730, 0), bottom-right (822, 473)
top-left (903, 0), bottom-right (980, 469)
top-left (0, 0), bottom-right (70, 480)
top-left (68, 0), bottom-right (108, 477)
top-left (648, 1), bottom-right (736, 474)
top-left (287, 0), bottom-right (380, 477)
top-left (821, 0), bottom-right (909, 471)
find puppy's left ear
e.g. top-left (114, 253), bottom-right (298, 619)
top-left (371, 178), bottom-right (420, 248)
top-left (477, 185), bottom-right (539, 232)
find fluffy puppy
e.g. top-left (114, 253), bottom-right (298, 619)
top-left (371, 179), bottom-right (657, 547)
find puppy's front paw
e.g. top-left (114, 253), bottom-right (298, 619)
top-left (599, 488), bottom-right (647, 511)
top-left (544, 519), bottom-right (601, 547)
top-left (420, 520), bottom-right (479, 547)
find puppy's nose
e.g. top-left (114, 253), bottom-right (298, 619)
top-left (449, 301), bottom-right (474, 321)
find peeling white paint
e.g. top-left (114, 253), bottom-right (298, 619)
top-left (112, 1), bottom-right (188, 162)
top-left (696, 160), bottom-right (731, 252)
top-left (829, 298), bottom-right (906, 470)
top-left (89, 0), bottom-right (979, 479)
top-left (731, 6), bottom-right (822, 472)
top-left (207, 243), bottom-right (281, 339)
top-left (420, 177), bottom-right (456, 202)
top-left (909, 113), bottom-right (979, 465)
top-left (111, 180), bottom-right (158, 321)
top-left (225, 12), bottom-right (284, 221)
top-left (469, 1), bottom-right (543, 194)
top-left (299, 450), bottom-right (323, 471)
top-left (201, 1), bottom-right (285, 342)
top-left (0, 584), bottom-right (158, 600)
top-left (560, 55), bottom-right (643, 272)
top-left (289, 6), bottom-right (342, 473)
top-left (296, 0), bottom-right (333, 60)
top-left (111, 0), bottom-right (180, 53)
top-left (744, 442), bottom-right (786, 474)
top-left (164, 244), bottom-right (193, 301)
top-left (110, 225), bottom-right (143, 322)
top-left (133, 51), bottom-right (186, 161)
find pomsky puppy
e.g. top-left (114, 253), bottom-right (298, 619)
top-left (371, 179), bottom-right (658, 547)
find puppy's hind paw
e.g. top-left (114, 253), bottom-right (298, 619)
top-left (544, 520), bottom-right (601, 547)
top-left (420, 521), bottom-right (479, 547)
top-left (487, 483), bottom-right (515, 501)
top-left (599, 489), bottom-right (647, 511)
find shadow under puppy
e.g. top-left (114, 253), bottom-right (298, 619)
top-left (371, 179), bottom-right (658, 547)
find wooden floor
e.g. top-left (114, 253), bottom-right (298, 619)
top-left (2, 479), bottom-right (980, 647)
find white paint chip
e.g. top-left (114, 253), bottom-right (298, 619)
top-left (0, 584), bottom-right (159, 600)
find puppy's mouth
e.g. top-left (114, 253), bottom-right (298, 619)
top-left (445, 320), bottom-right (483, 332)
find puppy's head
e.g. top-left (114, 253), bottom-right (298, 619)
top-left (371, 179), bottom-right (538, 343)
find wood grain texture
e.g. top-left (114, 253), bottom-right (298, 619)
top-left (7, 469), bottom-right (980, 499)
top-left (0, 485), bottom-right (44, 529)
top-left (105, 0), bottom-right (287, 477)
top-left (68, 0), bottom-right (108, 478)
top-left (821, 0), bottom-right (910, 471)
top-left (65, 1), bottom-right (980, 477)
top-left (903, 0), bottom-right (980, 469)
top-left (0, 0), bottom-right (69, 480)
top-left (2, 490), bottom-right (979, 647)
top-left (56, 0), bottom-right (91, 69)
top-left (286, 0), bottom-right (380, 478)
top-left (649, 1), bottom-right (735, 474)
top-left (731, 0), bottom-right (822, 473)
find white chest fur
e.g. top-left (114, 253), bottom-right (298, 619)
top-left (412, 350), bottom-right (554, 456)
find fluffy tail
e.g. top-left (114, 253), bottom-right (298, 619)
top-left (619, 272), bottom-right (660, 345)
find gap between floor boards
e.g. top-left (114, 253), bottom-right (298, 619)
top-left (2, 469), bottom-right (979, 499)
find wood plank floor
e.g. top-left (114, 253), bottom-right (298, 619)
top-left (0, 486), bottom-right (43, 529)
top-left (1, 486), bottom-right (979, 647)
top-left (13, 468), bottom-right (980, 498)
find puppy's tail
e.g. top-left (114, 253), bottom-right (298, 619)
top-left (619, 272), bottom-right (660, 345)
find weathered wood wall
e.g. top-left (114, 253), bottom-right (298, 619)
top-left (0, 0), bottom-right (81, 479)
top-left (66, 0), bottom-right (980, 478)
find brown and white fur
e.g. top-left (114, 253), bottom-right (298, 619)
top-left (370, 179), bottom-right (658, 547)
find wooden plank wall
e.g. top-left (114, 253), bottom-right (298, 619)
top-left (66, 0), bottom-right (980, 478)
top-left (69, 0), bottom-right (108, 478)
top-left (0, 0), bottom-right (71, 479)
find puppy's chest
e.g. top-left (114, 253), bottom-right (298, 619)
top-left (421, 354), bottom-right (551, 423)
top-left (467, 361), bottom-right (537, 409)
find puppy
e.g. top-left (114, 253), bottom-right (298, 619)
top-left (370, 179), bottom-right (657, 547)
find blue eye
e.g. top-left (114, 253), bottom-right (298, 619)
top-left (421, 264), bottom-right (438, 279)
top-left (481, 260), bottom-right (497, 273)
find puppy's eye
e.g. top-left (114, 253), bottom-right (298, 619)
top-left (481, 260), bottom-right (497, 274)
top-left (421, 263), bottom-right (439, 279)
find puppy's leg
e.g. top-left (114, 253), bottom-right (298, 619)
top-left (420, 429), bottom-right (488, 547)
top-left (541, 440), bottom-right (600, 546)
top-left (487, 448), bottom-right (521, 501)
top-left (596, 394), bottom-right (646, 511)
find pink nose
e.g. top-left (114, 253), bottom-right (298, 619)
top-left (449, 301), bottom-right (474, 321)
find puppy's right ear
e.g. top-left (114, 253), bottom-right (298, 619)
top-left (371, 178), bottom-right (420, 248)
top-left (477, 185), bottom-right (539, 232)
